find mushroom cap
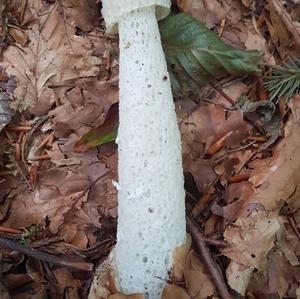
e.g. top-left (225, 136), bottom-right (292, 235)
top-left (102, 0), bottom-right (170, 34)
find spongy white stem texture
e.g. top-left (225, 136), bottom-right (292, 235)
top-left (116, 5), bottom-right (186, 299)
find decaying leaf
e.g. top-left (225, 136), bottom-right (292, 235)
top-left (176, 0), bottom-right (243, 28)
top-left (180, 104), bottom-right (250, 156)
top-left (75, 102), bottom-right (119, 152)
top-left (159, 13), bottom-right (262, 96)
top-left (184, 250), bottom-right (217, 299)
top-left (161, 283), bottom-right (190, 299)
top-left (223, 96), bottom-right (300, 294)
top-left (2, 0), bottom-right (101, 113)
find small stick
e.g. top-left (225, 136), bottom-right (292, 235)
top-left (228, 172), bottom-right (251, 183)
top-left (15, 143), bottom-right (21, 161)
top-left (187, 216), bottom-right (233, 299)
top-left (209, 84), bottom-right (235, 105)
top-left (17, 131), bottom-right (24, 143)
top-left (226, 140), bottom-right (256, 153)
top-left (8, 126), bottom-right (32, 132)
top-left (0, 170), bottom-right (13, 176)
top-left (0, 225), bottom-right (22, 234)
top-left (0, 236), bottom-right (93, 271)
top-left (207, 131), bottom-right (233, 155)
top-left (36, 132), bottom-right (54, 150)
top-left (201, 237), bottom-right (228, 248)
top-left (33, 153), bottom-right (50, 161)
top-left (247, 136), bottom-right (267, 142)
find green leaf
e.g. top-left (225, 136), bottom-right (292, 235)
top-left (74, 102), bottom-right (119, 152)
top-left (159, 13), bottom-right (262, 96)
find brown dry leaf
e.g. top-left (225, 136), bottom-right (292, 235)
top-left (184, 159), bottom-right (217, 193)
top-left (49, 77), bottom-right (118, 139)
top-left (184, 250), bottom-right (217, 299)
top-left (267, 0), bottom-right (290, 58)
top-left (223, 96), bottom-right (300, 294)
top-left (268, 0), bottom-right (300, 51)
top-left (247, 98), bottom-right (300, 211)
top-left (46, 142), bottom-right (81, 166)
top-left (226, 261), bottom-right (253, 296)
top-left (53, 267), bottom-right (82, 288)
top-left (223, 211), bottom-right (280, 269)
top-left (245, 28), bottom-right (275, 64)
top-left (172, 234), bottom-right (192, 282)
top-left (176, 0), bottom-right (243, 28)
top-left (180, 104), bottom-right (248, 156)
top-left (3, 168), bottom-right (89, 233)
top-left (161, 283), bottom-right (190, 299)
top-left (2, 0), bottom-right (101, 113)
top-left (9, 27), bottom-right (28, 46)
top-left (266, 249), bottom-right (289, 298)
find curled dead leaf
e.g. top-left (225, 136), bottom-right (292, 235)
top-left (184, 250), bottom-right (217, 299)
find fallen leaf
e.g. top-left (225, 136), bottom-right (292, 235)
top-left (4, 169), bottom-right (89, 233)
top-left (2, 0), bottom-right (102, 113)
top-left (161, 283), bottom-right (190, 299)
top-left (184, 250), bottom-right (217, 299)
top-left (180, 104), bottom-right (249, 155)
top-left (75, 102), bottom-right (119, 152)
top-left (176, 0), bottom-right (243, 28)
top-left (172, 234), bottom-right (192, 282)
top-left (267, 0), bottom-right (290, 58)
top-left (226, 261), bottom-right (253, 296)
top-left (223, 97), bottom-right (300, 293)
top-left (223, 211), bottom-right (281, 269)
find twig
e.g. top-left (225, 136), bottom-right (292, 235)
top-left (36, 132), bottom-right (54, 150)
top-left (0, 225), bottom-right (21, 234)
top-left (200, 237), bottom-right (228, 248)
top-left (186, 216), bottom-right (233, 299)
top-left (226, 140), bottom-right (256, 153)
top-left (228, 172), bottom-right (251, 183)
top-left (209, 84), bottom-right (235, 105)
top-left (7, 126), bottom-right (32, 132)
top-left (0, 235), bottom-right (93, 271)
top-left (33, 153), bottom-right (50, 161)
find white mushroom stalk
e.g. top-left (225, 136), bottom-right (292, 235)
top-left (102, 1), bottom-right (186, 298)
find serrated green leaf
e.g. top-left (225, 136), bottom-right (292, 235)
top-left (159, 13), bottom-right (262, 97)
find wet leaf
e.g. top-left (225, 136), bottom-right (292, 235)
top-left (159, 13), bottom-right (262, 96)
top-left (74, 102), bottom-right (119, 152)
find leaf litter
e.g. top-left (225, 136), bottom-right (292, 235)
top-left (0, 0), bottom-right (300, 298)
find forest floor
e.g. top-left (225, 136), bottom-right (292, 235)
top-left (0, 0), bottom-right (299, 298)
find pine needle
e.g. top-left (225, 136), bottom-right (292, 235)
top-left (264, 57), bottom-right (300, 103)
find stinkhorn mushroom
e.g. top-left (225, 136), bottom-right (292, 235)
top-left (101, 1), bottom-right (186, 297)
